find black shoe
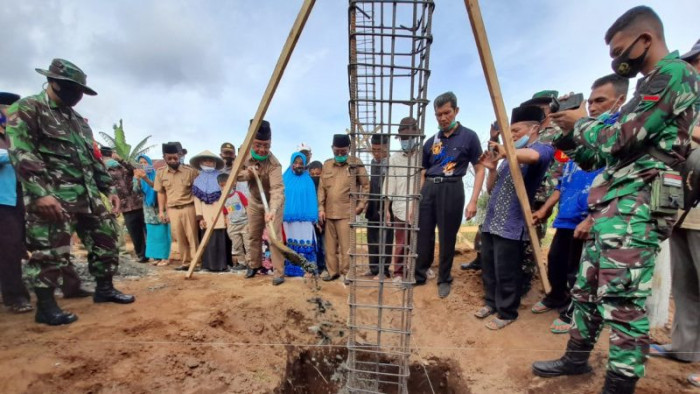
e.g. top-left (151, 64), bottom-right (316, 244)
top-left (245, 268), bottom-right (260, 278)
top-left (322, 274), bottom-right (340, 282)
top-left (174, 265), bottom-right (189, 271)
top-left (532, 338), bottom-right (593, 377)
top-left (231, 264), bottom-right (247, 271)
top-left (93, 277), bottom-right (135, 304)
top-left (460, 256), bottom-right (482, 271)
top-left (272, 277), bottom-right (285, 286)
top-left (138, 257), bottom-right (149, 263)
top-left (602, 370), bottom-right (638, 394)
top-left (438, 282), bottom-right (451, 298)
top-left (35, 288), bottom-right (78, 326)
top-left (63, 288), bottom-right (94, 299)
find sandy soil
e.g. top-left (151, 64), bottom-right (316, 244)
top-left (0, 249), bottom-right (695, 393)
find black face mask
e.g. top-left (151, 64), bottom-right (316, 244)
top-left (611, 35), bottom-right (649, 78)
top-left (168, 162), bottom-right (180, 170)
top-left (51, 79), bottom-right (84, 107)
top-left (224, 157), bottom-right (234, 165)
top-left (311, 176), bottom-right (320, 188)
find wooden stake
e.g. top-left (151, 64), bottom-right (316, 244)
top-left (464, 0), bottom-right (551, 293)
top-left (185, 0), bottom-right (317, 278)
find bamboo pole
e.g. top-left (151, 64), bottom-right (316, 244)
top-left (186, 0), bottom-right (317, 278)
top-left (464, 0), bottom-right (551, 292)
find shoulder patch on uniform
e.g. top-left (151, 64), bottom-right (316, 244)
top-left (642, 73), bottom-right (671, 95)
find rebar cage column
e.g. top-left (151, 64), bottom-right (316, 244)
top-left (346, 1), bottom-right (434, 393)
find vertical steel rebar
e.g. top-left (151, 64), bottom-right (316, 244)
top-left (346, 1), bottom-right (434, 392)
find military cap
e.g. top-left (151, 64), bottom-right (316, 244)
top-left (521, 90), bottom-right (559, 106)
top-left (0, 92), bottom-right (20, 105)
top-left (35, 58), bottom-right (97, 96)
top-left (221, 142), bottom-right (235, 152)
top-left (511, 105), bottom-right (545, 124)
top-left (99, 146), bottom-right (114, 157)
top-left (681, 39), bottom-right (700, 61)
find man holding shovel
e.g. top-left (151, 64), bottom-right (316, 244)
top-left (241, 120), bottom-right (286, 286)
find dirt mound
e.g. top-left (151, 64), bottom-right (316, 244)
top-left (0, 247), bottom-right (695, 393)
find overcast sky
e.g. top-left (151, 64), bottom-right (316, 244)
top-left (1, 0), bottom-right (697, 173)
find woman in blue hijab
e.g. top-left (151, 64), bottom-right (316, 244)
top-left (282, 152), bottom-right (319, 276)
top-left (133, 155), bottom-right (170, 264)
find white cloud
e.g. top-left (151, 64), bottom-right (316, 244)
top-left (1, 0), bottom-right (697, 176)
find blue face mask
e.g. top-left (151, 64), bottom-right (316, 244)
top-left (0, 112), bottom-right (6, 128)
top-left (105, 159), bottom-right (120, 168)
top-left (400, 138), bottom-right (417, 152)
top-left (334, 155), bottom-right (348, 163)
top-left (514, 135), bottom-right (530, 149)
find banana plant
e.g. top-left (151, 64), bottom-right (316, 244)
top-left (99, 119), bottom-right (155, 162)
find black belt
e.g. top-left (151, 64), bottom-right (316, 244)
top-left (426, 176), bottom-right (462, 184)
top-left (169, 202), bottom-right (194, 209)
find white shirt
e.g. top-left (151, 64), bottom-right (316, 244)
top-left (383, 149), bottom-right (420, 222)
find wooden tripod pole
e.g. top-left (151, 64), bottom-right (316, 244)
top-left (185, 0), bottom-right (317, 278)
top-left (464, 0), bottom-right (551, 293)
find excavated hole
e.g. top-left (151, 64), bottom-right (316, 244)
top-left (274, 347), bottom-right (469, 394)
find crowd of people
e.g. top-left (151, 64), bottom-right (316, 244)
top-left (0, 5), bottom-right (699, 393)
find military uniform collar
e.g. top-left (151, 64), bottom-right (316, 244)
top-left (167, 165), bottom-right (183, 173)
top-left (42, 90), bottom-right (61, 110)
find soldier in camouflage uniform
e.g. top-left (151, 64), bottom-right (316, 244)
top-left (518, 90), bottom-right (562, 293)
top-left (6, 59), bottom-right (135, 326)
top-left (532, 7), bottom-right (699, 393)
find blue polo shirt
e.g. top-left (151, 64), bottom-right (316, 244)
top-left (422, 124), bottom-right (482, 177)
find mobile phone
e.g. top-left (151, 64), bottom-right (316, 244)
top-left (557, 93), bottom-right (584, 112)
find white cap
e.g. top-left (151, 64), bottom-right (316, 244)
top-left (297, 142), bottom-right (311, 153)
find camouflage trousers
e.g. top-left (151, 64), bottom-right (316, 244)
top-left (568, 190), bottom-right (674, 378)
top-left (24, 211), bottom-right (120, 289)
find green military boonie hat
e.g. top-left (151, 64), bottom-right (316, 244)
top-left (35, 58), bottom-right (97, 96)
top-left (521, 90), bottom-right (559, 106)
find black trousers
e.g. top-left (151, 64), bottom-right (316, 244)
top-left (542, 228), bottom-right (584, 320)
top-left (415, 180), bottom-right (465, 284)
top-left (367, 222), bottom-right (394, 276)
top-left (123, 209), bottom-right (146, 259)
top-left (481, 232), bottom-right (524, 320)
top-left (0, 204), bottom-right (30, 306)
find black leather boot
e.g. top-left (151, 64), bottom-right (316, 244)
top-left (532, 338), bottom-right (593, 377)
top-left (601, 370), bottom-right (638, 394)
top-left (93, 276), bottom-right (135, 304)
top-left (35, 288), bottom-right (78, 326)
top-left (245, 268), bottom-right (259, 278)
top-left (63, 287), bottom-right (94, 299)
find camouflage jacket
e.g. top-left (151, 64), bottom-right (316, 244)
top-left (533, 123), bottom-right (565, 205)
top-left (6, 91), bottom-right (114, 214)
top-left (554, 51), bottom-right (699, 207)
